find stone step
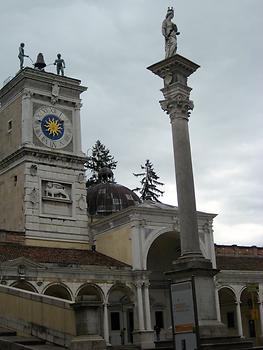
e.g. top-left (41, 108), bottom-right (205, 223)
top-left (0, 336), bottom-right (44, 346)
top-left (18, 345), bottom-right (67, 350)
top-left (0, 327), bottom-right (17, 337)
top-left (0, 327), bottom-right (67, 350)
top-left (155, 340), bottom-right (173, 348)
top-left (201, 340), bottom-right (254, 350)
top-left (110, 346), bottom-right (140, 350)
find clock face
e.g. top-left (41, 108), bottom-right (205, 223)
top-left (33, 106), bottom-right (72, 149)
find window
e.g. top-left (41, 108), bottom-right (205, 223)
top-left (155, 311), bottom-right (164, 329)
top-left (227, 311), bottom-right (235, 328)
top-left (7, 120), bottom-right (13, 133)
top-left (111, 312), bottom-right (120, 330)
top-left (125, 194), bottom-right (134, 201)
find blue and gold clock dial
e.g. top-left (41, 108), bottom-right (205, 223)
top-left (33, 106), bottom-right (72, 149)
top-left (41, 115), bottom-right (64, 140)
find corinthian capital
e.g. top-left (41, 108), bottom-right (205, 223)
top-left (160, 93), bottom-right (194, 121)
top-left (22, 88), bottom-right (33, 100)
top-left (75, 101), bottom-right (82, 110)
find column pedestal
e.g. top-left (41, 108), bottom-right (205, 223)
top-left (71, 295), bottom-right (106, 350)
top-left (133, 331), bottom-right (155, 349)
top-left (167, 258), bottom-right (227, 338)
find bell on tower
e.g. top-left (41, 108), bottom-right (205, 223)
top-left (34, 53), bottom-right (46, 71)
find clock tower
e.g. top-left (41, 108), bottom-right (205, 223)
top-left (0, 67), bottom-right (89, 248)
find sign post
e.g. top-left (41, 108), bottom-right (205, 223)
top-left (170, 278), bottom-right (200, 350)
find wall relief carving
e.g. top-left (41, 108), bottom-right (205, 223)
top-left (44, 181), bottom-right (70, 200)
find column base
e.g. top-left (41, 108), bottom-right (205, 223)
top-left (70, 335), bottom-right (106, 350)
top-left (133, 330), bottom-right (155, 349)
top-left (166, 257), bottom-right (229, 338)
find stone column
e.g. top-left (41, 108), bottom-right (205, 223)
top-left (103, 303), bottom-right (110, 345)
top-left (144, 282), bottom-right (152, 330)
top-left (136, 282), bottom-right (145, 331)
top-left (21, 89), bottom-right (33, 145)
top-left (215, 288), bottom-right (221, 322)
top-left (131, 217), bottom-right (144, 270)
top-left (147, 55), bottom-right (225, 338)
top-left (235, 300), bottom-right (243, 338)
top-left (148, 56), bottom-right (202, 259)
top-left (133, 280), bottom-right (155, 349)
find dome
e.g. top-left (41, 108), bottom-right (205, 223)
top-left (87, 182), bottom-right (140, 216)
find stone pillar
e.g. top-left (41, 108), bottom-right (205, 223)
top-left (131, 217), bottom-right (144, 270)
top-left (133, 281), bottom-right (155, 349)
top-left (74, 101), bottom-right (83, 156)
top-left (235, 300), bottom-right (244, 337)
top-left (147, 55), bottom-right (226, 339)
top-left (21, 89), bottom-right (33, 145)
top-left (148, 56), bottom-right (202, 258)
top-left (136, 281), bottom-right (145, 331)
top-left (144, 282), bottom-right (152, 330)
top-left (258, 301), bottom-right (263, 337)
top-left (103, 303), bottom-right (110, 345)
top-left (215, 288), bottom-right (221, 322)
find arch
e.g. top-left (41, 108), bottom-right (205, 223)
top-left (11, 280), bottom-right (37, 293)
top-left (218, 287), bottom-right (238, 336)
top-left (107, 283), bottom-right (134, 303)
top-left (218, 285), bottom-right (237, 298)
top-left (107, 283), bottom-right (135, 346)
top-left (240, 286), bottom-right (260, 339)
top-left (145, 231), bottom-right (180, 340)
top-left (76, 283), bottom-right (103, 302)
top-left (43, 283), bottom-right (72, 301)
top-left (146, 231), bottom-right (181, 276)
top-left (143, 228), bottom-right (180, 269)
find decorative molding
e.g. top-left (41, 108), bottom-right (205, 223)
top-left (30, 164), bottom-right (38, 176)
top-left (78, 195), bottom-right (86, 211)
top-left (22, 88), bottom-right (33, 100)
top-left (0, 147), bottom-right (86, 172)
top-left (30, 188), bottom-right (38, 204)
top-left (51, 83), bottom-right (60, 104)
top-left (77, 173), bottom-right (85, 183)
top-left (75, 101), bottom-right (82, 110)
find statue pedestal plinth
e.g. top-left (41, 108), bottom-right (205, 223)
top-left (167, 257), bottom-right (226, 339)
top-left (133, 330), bottom-right (155, 349)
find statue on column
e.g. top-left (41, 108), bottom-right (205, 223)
top-left (162, 7), bottom-right (180, 58)
top-left (54, 53), bottom-right (66, 76)
top-left (18, 43), bottom-right (29, 69)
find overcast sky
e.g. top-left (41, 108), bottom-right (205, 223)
top-left (1, 0), bottom-right (262, 246)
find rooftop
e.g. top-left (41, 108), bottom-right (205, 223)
top-left (215, 244), bottom-right (263, 271)
top-left (0, 243), bottom-right (130, 268)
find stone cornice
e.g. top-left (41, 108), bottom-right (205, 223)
top-left (0, 146), bottom-right (87, 171)
top-left (147, 54), bottom-right (200, 79)
top-left (91, 201), bottom-right (217, 234)
top-left (0, 67), bottom-right (87, 101)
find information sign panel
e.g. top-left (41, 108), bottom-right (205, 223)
top-left (170, 280), bottom-right (199, 350)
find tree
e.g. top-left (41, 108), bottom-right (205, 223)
top-left (133, 160), bottom-right (164, 201)
top-left (86, 140), bottom-right (117, 186)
